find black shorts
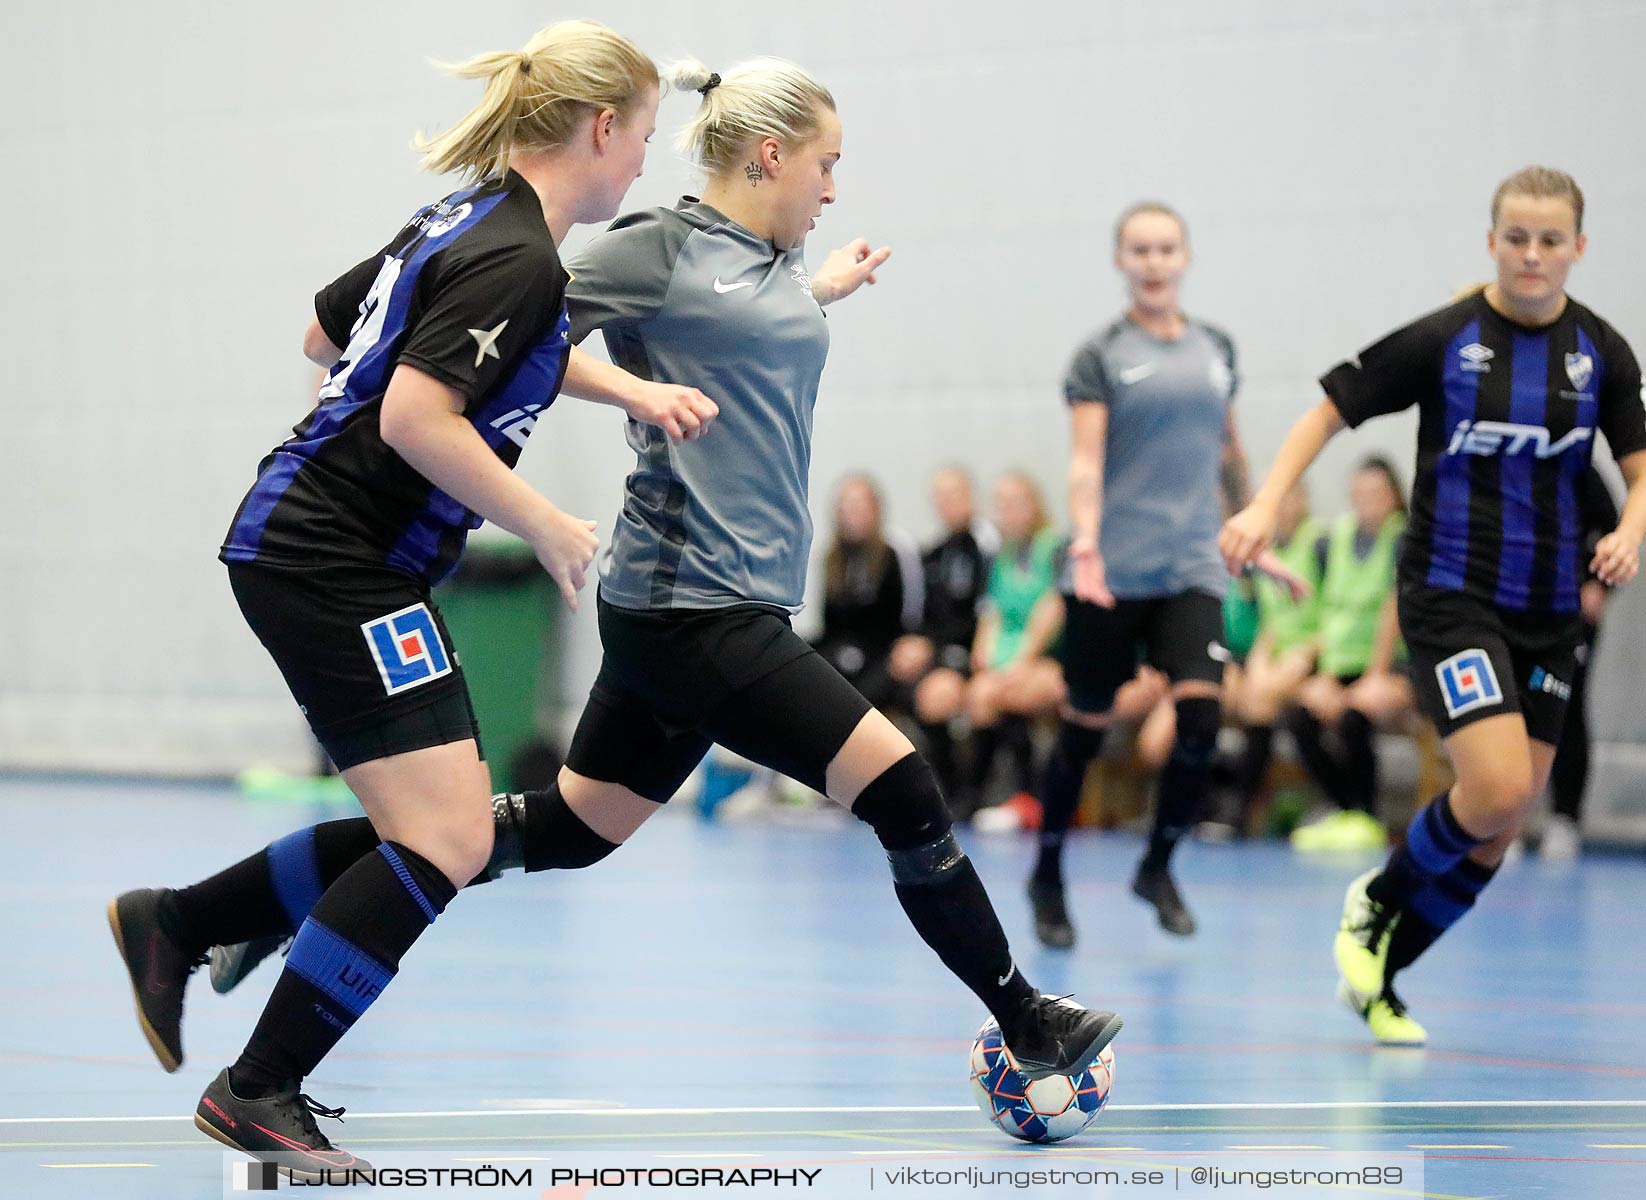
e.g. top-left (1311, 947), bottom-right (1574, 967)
top-left (566, 592), bottom-right (874, 802)
top-left (227, 561), bottom-right (480, 771)
top-left (1060, 589), bottom-right (1226, 716)
top-left (1399, 583), bottom-right (1581, 744)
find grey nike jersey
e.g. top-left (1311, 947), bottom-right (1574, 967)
top-left (567, 199), bottom-right (829, 612)
top-left (1062, 316), bottom-right (1238, 599)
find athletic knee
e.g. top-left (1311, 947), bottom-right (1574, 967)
top-left (489, 785), bottom-right (623, 877)
top-left (420, 806), bottom-right (494, 888)
top-left (1457, 763), bottom-right (1536, 825)
top-left (1168, 696), bottom-right (1222, 771)
top-left (850, 751), bottom-right (951, 851)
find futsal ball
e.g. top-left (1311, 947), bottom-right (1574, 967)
top-left (968, 1016), bottom-right (1114, 1143)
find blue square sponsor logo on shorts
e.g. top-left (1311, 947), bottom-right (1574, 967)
top-left (361, 603), bottom-right (452, 696)
top-left (1435, 649), bottom-right (1502, 719)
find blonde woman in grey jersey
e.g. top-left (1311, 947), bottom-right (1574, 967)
top-left (1029, 203), bottom-right (1301, 948)
top-left (513, 58), bottom-right (1121, 1080)
top-left (200, 58), bottom-right (1122, 1087)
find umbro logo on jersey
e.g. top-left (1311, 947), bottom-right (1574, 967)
top-left (491, 402), bottom-right (546, 450)
top-left (1117, 362), bottom-right (1157, 385)
top-left (468, 320), bottom-right (508, 368)
top-left (1458, 343), bottom-right (1494, 373)
top-left (422, 201), bottom-right (473, 238)
top-left (1565, 352), bottom-right (1594, 391)
top-left (712, 277), bottom-right (755, 294)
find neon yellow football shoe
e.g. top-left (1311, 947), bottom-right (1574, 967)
top-left (1338, 980), bottom-right (1427, 1046)
top-left (1334, 868), bottom-right (1399, 1007)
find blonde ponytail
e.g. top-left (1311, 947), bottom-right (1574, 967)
top-left (665, 57), bottom-right (834, 178)
top-left (416, 20), bottom-right (658, 183)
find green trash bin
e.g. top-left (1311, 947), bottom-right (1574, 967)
top-left (433, 539), bottom-right (560, 792)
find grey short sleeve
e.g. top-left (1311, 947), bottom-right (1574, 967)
top-left (1063, 338), bottom-right (1115, 406)
top-left (1203, 322), bottom-right (1240, 402)
top-left (565, 209), bottom-right (690, 344)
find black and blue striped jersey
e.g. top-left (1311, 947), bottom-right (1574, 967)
top-left (221, 170), bottom-right (570, 585)
top-left (1322, 291), bottom-right (1646, 615)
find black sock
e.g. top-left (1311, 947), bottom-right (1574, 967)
top-left (1287, 707), bottom-right (1350, 809)
top-left (1387, 856), bottom-right (1498, 983)
top-left (1340, 710), bottom-right (1378, 816)
top-left (1236, 725), bottom-right (1274, 802)
top-left (161, 820), bottom-right (383, 954)
top-left (853, 754), bottom-right (1037, 1035)
top-left (894, 854), bottom-right (1038, 1033)
top-left (1367, 791), bottom-right (1483, 912)
top-left (231, 841), bottom-right (457, 1096)
top-left (1003, 718), bottom-right (1036, 795)
top-left (968, 726), bottom-right (1000, 797)
top-left (1383, 910), bottom-right (1441, 983)
top-left (1033, 723), bottom-right (1103, 888)
top-left (1142, 697), bottom-right (1220, 871)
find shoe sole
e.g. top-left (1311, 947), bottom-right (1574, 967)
top-left (193, 1113), bottom-right (373, 1184)
top-left (1018, 1012), bottom-right (1124, 1082)
top-left (106, 898), bottom-right (181, 1074)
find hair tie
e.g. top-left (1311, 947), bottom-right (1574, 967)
top-left (517, 53), bottom-right (531, 74)
top-left (697, 72), bottom-right (721, 95)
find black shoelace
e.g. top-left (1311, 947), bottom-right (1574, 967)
top-left (279, 1093), bottom-right (347, 1144)
top-left (1348, 895), bottom-right (1394, 949)
top-left (1024, 993), bottom-right (1076, 1033)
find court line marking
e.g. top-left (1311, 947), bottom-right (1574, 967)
top-left (1590, 1144), bottom-right (1646, 1148)
top-left (1409, 1145), bottom-right (1509, 1149)
top-left (6, 1098), bottom-right (1646, 1124)
top-left (11, 1121), bottom-right (1646, 1152)
top-left (655, 1153), bottom-right (765, 1159)
top-left (39, 1163), bottom-right (154, 1169)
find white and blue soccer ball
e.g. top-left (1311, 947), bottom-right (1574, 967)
top-left (968, 1016), bottom-right (1114, 1143)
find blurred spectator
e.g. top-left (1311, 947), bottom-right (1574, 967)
top-left (812, 474), bottom-right (921, 711)
top-left (888, 466), bottom-right (998, 796)
top-left (958, 471), bottom-right (1065, 817)
top-left (1221, 481), bottom-right (1323, 825)
top-left (1288, 456), bottom-right (1414, 852)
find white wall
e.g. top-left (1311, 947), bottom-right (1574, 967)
top-left (4, 0), bottom-right (1645, 773)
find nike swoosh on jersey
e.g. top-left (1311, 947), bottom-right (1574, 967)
top-left (713, 277), bottom-right (755, 294)
top-left (1117, 362), bottom-right (1156, 385)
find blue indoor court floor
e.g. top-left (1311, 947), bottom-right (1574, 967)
top-left (3, 777), bottom-right (1645, 1198)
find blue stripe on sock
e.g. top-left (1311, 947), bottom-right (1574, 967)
top-left (1406, 806), bottom-right (1463, 875)
top-left (266, 827), bottom-right (323, 931)
top-left (378, 844), bottom-right (439, 923)
top-left (1409, 881), bottom-right (1472, 928)
top-left (283, 918), bottom-right (395, 1021)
